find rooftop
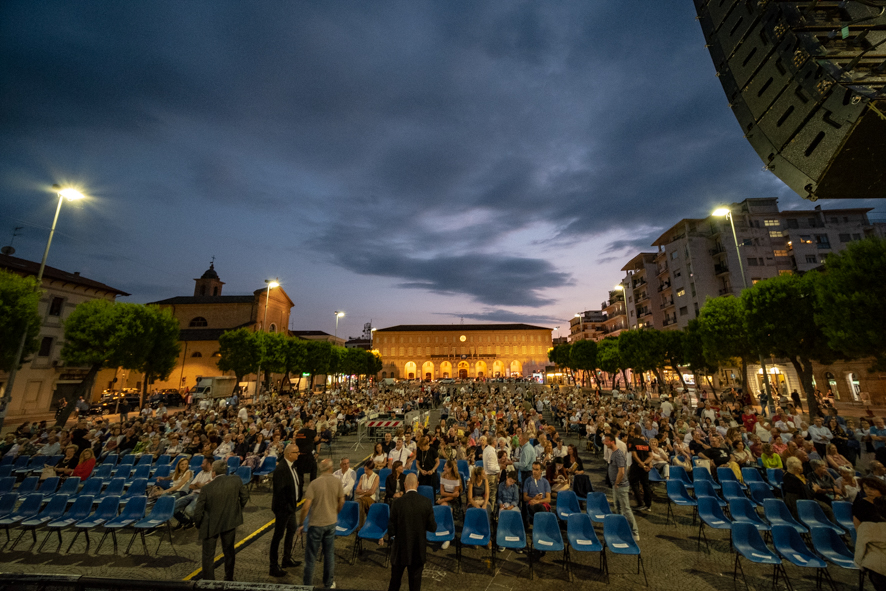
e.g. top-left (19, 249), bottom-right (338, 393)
top-left (377, 323), bottom-right (551, 332)
top-left (0, 254), bottom-right (129, 296)
top-left (149, 295), bottom-right (256, 305)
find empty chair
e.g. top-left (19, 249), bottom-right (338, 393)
top-left (669, 465), bottom-right (694, 489)
top-left (493, 508), bottom-right (526, 568)
top-left (717, 467), bottom-right (746, 489)
top-left (721, 480), bottom-right (747, 504)
top-left (0, 493), bottom-right (16, 520)
top-left (731, 522), bottom-right (784, 590)
top-left (52, 477), bottom-right (81, 499)
top-left (111, 454), bottom-right (135, 476)
top-left (76, 478), bottom-right (105, 500)
top-left (377, 469), bottom-right (391, 494)
top-left (566, 513), bottom-right (605, 583)
top-left (101, 454), bottom-right (119, 467)
top-left (103, 478), bottom-right (126, 497)
top-left (10, 456), bottom-right (30, 475)
top-left (0, 493), bottom-right (44, 542)
top-left (810, 526), bottom-right (859, 572)
top-left (747, 481), bottom-right (777, 506)
top-left (665, 480), bottom-right (698, 526)
top-left (19, 455), bottom-right (46, 476)
top-left (693, 466), bottom-right (720, 490)
top-left (97, 495), bottom-right (147, 554)
top-left (153, 455), bottom-right (171, 470)
top-left (456, 460), bottom-right (470, 483)
top-left (37, 476), bottom-right (60, 495)
top-left (696, 496), bottom-right (732, 553)
top-left (647, 466), bottom-right (666, 485)
top-left (187, 455), bottom-right (204, 473)
top-left (458, 507), bottom-right (492, 573)
top-left (530, 512), bottom-right (565, 580)
top-left (135, 454), bottom-right (153, 468)
top-left (67, 496), bottom-right (120, 553)
top-left (120, 478), bottom-right (147, 504)
top-left (335, 501), bottom-right (361, 545)
top-left (831, 501), bottom-right (854, 535)
top-left (417, 485), bottom-right (434, 504)
top-left (763, 499), bottom-right (807, 535)
top-left (766, 468), bottom-right (784, 489)
top-left (16, 476), bottom-right (40, 496)
top-left (127, 464), bottom-right (151, 482)
top-left (0, 455), bottom-right (14, 467)
top-left (556, 490), bottom-right (581, 522)
top-left (92, 463), bottom-right (113, 481)
top-left (127, 495), bottom-right (176, 556)
top-left (252, 456), bottom-right (276, 489)
top-left (771, 524), bottom-right (830, 590)
top-left (796, 500), bottom-right (843, 535)
top-left (0, 477), bottom-right (15, 495)
top-left (0, 466), bottom-right (12, 479)
top-left (729, 498), bottom-right (771, 534)
top-left (693, 480), bottom-right (726, 507)
top-left (236, 466), bottom-right (252, 488)
top-left (41, 494), bottom-right (97, 551)
top-left (586, 492), bottom-right (613, 524)
top-left (353, 502), bottom-right (389, 565)
top-left (602, 514), bottom-right (647, 585)
top-left (10, 494), bottom-right (70, 550)
top-left (741, 467), bottom-right (773, 490)
top-left (226, 456), bottom-right (240, 475)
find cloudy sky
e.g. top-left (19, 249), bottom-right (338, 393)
top-left (1, 2), bottom-right (881, 338)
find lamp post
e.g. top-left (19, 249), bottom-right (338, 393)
top-left (712, 206), bottom-right (774, 414)
top-left (334, 311), bottom-right (345, 339)
top-left (574, 313), bottom-right (583, 342)
top-left (554, 326), bottom-right (560, 339)
top-left (0, 185), bottom-right (85, 431)
top-left (254, 279), bottom-right (279, 399)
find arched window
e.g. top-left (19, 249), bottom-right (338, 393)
top-left (269, 323), bottom-right (277, 333)
top-left (212, 286), bottom-right (218, 296)
top-left (191, 352), bottom-right (203, 358)
top-left (189, 317), bottom-right (208, 327)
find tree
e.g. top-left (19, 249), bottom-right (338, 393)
top-left (0, 269), bottom-right (41, 373)
top-left (814, 236), bottom-right (886, 372)
top-left (281, 337), bottom-right (307, 392)
top-left (131, 305), bottom-right (180, 408)
top-left (597, 337), bottom-right (627, 388)
top-left (258, 331), bottom-right (289, 393)
top-left (661, 330), bottom-right (687, 389)
top-left (548, 343), bottom-right (576, 384)
top-left (683, 319), bottom-right (719, 392)
top-left (697, 296), bottom-right (756, 402)
top-left (618, 329), bottom-right (667, 388)
top-left (303, 340), bottom-right (334, 390)
top-left (743, 272), bottom-right (840, 417)
top-left (569, 340), bottom-right (597, 387)
top-left (217, 328), bottom-right (260, 394)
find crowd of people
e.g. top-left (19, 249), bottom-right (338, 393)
top-left (1, 379), bottom-right (885, 587)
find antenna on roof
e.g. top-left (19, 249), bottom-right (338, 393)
top-left (461, 317), bottom-right (464, 324)
top-left (1, 226), bottom-right (22, 256)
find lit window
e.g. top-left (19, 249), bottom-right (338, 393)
top-left (769, 230), bottom-right (782, 238)
top-left (773, 250), bottom-right (788, 257)
top-left (676, 289), bottom-right (685, 297)
top-left (764, 219), bottom-right (780, 227)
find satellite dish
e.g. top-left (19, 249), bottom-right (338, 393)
top-left (1, 246), bottom-right (14, 255)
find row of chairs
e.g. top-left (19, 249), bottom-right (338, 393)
top-left (0, 493), bottom-right (175, 556)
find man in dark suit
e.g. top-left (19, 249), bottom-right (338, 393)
top-left (388, 473), bottom-right (437, 591)
top-left (270, 443), bottom-right (302, 577)
top-left (193, 460), bottom-right (249, 581)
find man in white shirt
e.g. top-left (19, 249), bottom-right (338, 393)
top-left (173, 457), bottom-right (215, 526)
top-left (480, 436), bottom-right (500, 508)
top-left (333, 457), bottom-right (356, 500)
top-left (387, 438), bottom-right (412, 469)
top-left (660, 399), bottom-right (674, 420)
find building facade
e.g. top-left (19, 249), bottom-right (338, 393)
top-left (568, 310), bottom-right (606, 342)
top-left (0, 254), bottom-right (129, 419)
top-left (374, 324), bottom-right (553, 380)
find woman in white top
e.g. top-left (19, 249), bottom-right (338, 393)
top-left (355, 461), bottom-right (379, 526)
top-left (438, 460), bottom-right (462, 507)
top-left (149, 458), bottom-right (192, 498)
top-left (371, 442), bottom-right (387, 470)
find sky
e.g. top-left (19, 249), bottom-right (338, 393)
top-left (1, 1), bottom-right (882, 339)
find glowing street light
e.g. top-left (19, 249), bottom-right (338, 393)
top-left (255, 278), bottom-right (279, 398)
top-left (334, 311), bottom-right (345, 339)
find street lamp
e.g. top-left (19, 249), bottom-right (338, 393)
top-left (554, 326), bottom-right (560, 339)
top-left (0, 185), bottom-right (85, 431)
top-left (574, 313), bottom-right (583, 342)
top-left (370, 327), bottom-right (377, 348)
top-left (334, 311), bottom-right (345, 339)
top-left (254, 278), bottom-right (279, 398)
top-left (712, 206), bottom-right (773, 413)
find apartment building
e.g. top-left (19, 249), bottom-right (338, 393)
top-left (621, 253), bottom-right (664, 330)
top-left (568, 310), bottom-right (606, 342)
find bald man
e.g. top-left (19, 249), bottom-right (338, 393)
top-left (270, 444), bottom-right (302, 577)
top-left (388, 473), bottom-right (437, 591)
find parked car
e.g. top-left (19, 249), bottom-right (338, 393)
top-left (89, 393), bottom-right (141, 415)
top-left (148, 390), bottom-right (185, 409)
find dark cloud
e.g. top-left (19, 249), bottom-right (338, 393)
top-left (435, 309), bottom-right (560, 325)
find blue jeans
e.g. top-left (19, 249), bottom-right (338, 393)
top-left (303, 523), bottom-right (336, 587)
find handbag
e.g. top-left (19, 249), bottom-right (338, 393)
top-left (40, 465), bottom-right (56, 481)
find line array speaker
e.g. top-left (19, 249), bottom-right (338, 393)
top-left (694, 0), bottom-right (886, 200)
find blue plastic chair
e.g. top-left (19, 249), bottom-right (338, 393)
top-left (556, 490), bottom-right (582, 522)
top-left (602, 514), bottom-right (647, 585)
top-left (456, 460), bottom-right (470, 482)
top-left (531, 512), bottom-right (565, 579)
top-left (127, 495), bottom-right (176, 556)
top-left (417, 485), bottom-right (435, 504)
top-left (428, 505), bottom-right (456, 562)
top-left (112, 454), bottom-right (135, 476)
top-left (566, 514), bottom-right (605, 583)
top-left (120, 478), bottom-right (147, 504)
top-left (458, 507), bottom-right (491, 573)
top-left (796, 500), bottom-right (843, 535)
top-left (135, 454), bottom-right (153, 468)
top-left (336, 501), bottom-right (360, 538)
top-left (771, 524), bottom-right (829, 589)
top-left (39, 495), bottom-right (94, 552)
top-left (92, 463), bottom-right (113, 481)
top-left (103, 477), bottom-right (126, 497)
top-left (146, 465), bottom-right (171, 487)
top-left (354, 502), bottom-right (389, 565)
top-left (0, 477), bottom-right (15, 495)
top-left (187, 455), bottom-right (204, 474)
top-left (17, 476), bottom-right (40, 496)
top-left (0, 466), bottom-right (11, 479)
top-left (721, 480), bottom-right (747, 504)
top-left (729, 498), bottom-right (770, 534)
top-left (693, 480), bottom-right (726, 507)
top-left (832, 501), bottom-right (854, 537)
top-left (37, 476), bottom-right (60, 495)
top-left (766, 468), bottom-right (784, 489)
top-left (747, 481), bottom-right (777, 506)
top-left (0, 455), bottom-right (14, 466)
top-left (586, 492), bottom-right (613, 524)
top-left (97, 495), bottom-right (147, 554)
top-left (647, 466), bottom-right (666, 485)
top-left (127, 464), bottom-right (151, 482)
top-left (763, 499), bottom-right (807, 535)
top-left (101, 454), bottom-right (119, 467)
top-left (10, 494), bottom-right (70, 550)
top-left (494, 508), bottom-right (526, 558)
top-left (810, 525), bottom-right (860, 585)
top-left (665, 480), bottom-right (697, 526)
top-left (226, 456), bottom-right (240, 475)
top-left (717, 467), bottom-right (746, 490)
top-left (236, 466), bottom-right (252, 487)
top-left (252, 456), bottom-right (276, 490)
top-left (669, 465), bottom-right (694, 489)
top-left (52, 477), bottom-right (81, 499)
top-left (0, 493), bottom-right (44, 542)
top-left (10, 456), bottom-right (30, 475)
top-left (731, 522), bottom-right (784, 590)
top-left (377, 469), bottom-right (391, 495)
top-left (693, 466), bottom-right (720, 490)
top-left (697, 496), bottom-right (732, 553)
top-left (19, 455), bottom-right (46, 476)
top-left (0, 493), bottom-right (16, 519)
top-left (741, 467), bottom-right (772, 490)
top-left (67, 496), bottom-right (120, 553)
top-left (154, 455), bottom-right (171, 470)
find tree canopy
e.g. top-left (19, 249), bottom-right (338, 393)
top-left (618, 329), bottom-right (666, 385)
top-left (0, 269), bottom-right (41, 373)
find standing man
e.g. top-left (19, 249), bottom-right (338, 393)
top-left (387, 473), bottom-right (437, 591)
top-left (299, 459), bottom-right (345, 589)
top-left (193, 460), bottom-right (249, 581)
top-left (604, 434), bottom-right (639, 541)
top-left (270, 444), bottom-right (302, 577)
top-left (295, 419), bottom-right (319, 495)
top-left (481, 436), bottom-right (500, 509)
top-left (513, 432), bottom-right (537, 484)
top-left (628, 425), bottom-right (653, 512)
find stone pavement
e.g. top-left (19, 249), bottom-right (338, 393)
top-left (0, 421), bottom-right (864, 591)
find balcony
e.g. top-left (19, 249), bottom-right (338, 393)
top-left (710, 244), bottom-right (726, 256)
top-left (660, 298), bottom-right (674, 309)
top-left (637, 293), bottom-right (649, 304)
top-left (657, 264), bottom-right (668, 276)
top-left (718, 287), bottom-right (731, 295)
top-left (662, 317), bottom-right (677, 327)
top-left (714, 263), bottom-right (730, 275)
top-left (657, 281), bottom-right (671, 292)
top-left (632, 278), bottom-right (647, 288)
